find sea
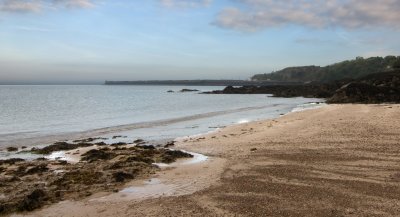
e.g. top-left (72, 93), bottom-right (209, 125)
top-left (0, 85), bottom-right (323, 159)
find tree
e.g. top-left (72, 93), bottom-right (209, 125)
top-left (393, 59), bottom-right (400, 69)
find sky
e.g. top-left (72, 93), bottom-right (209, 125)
top-left (0, 0), bottom-right (400, 84)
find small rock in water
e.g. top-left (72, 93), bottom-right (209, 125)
top-left (179, 89), bottom-right (199, 92)
top-left (164, 141), bottom-right (175, 148)
top-left (133, 139), bottom-right (146, 144)
top-left (6, 147), bottom-right (18, 152)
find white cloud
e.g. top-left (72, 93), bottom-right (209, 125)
top-left (160, 0), bottom-right (212, 8)
top-left (213, 0), bottom-right (400, 31)
top-left (54, 0), bottom-right (94, 8)
top-left (0, 0), bottom-right (42, 12)
top-left (0, 0), bottom-right (94, 13)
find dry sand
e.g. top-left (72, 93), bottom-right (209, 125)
top-left (14, 104), bottom-right (400, 217)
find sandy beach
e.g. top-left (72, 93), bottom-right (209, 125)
top-left (12, 104), bottom-right (400, 217)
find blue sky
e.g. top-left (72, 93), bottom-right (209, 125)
top-left (1, 0), bottom-right (400, 83)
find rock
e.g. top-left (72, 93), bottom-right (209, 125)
top-left (164, 141), bottom-right (175, 148)
top-left (33, 142), bottom-right (94, 155)
top-left (161, 150), bottom-right (193, 163)
top-left (167, 90), bottom-right (174, 93)
top-left (18, 189), bottom-right (47, 211)
top-left (113, 171), bottom-right (134, 182)
top-left (125, 156), bottom-right (154, 164)
top-left (81, 149), bottom-right (116, 162)
top-left (204, 84), bottom-right (338, 98)
top-left (21, 146), bottom-right (27, 149)
top-left (136, 145), bottom-right (155, 150)
top-left (179, 89), bottom-right (199, 92)
top-left (0, 158), bottom-right (25, 165)
top-left (56, 160), bottom-right (68, 165)
top-left (133, 139), bottom-right (146, 144)
top-left (250, 148), bottom-right (257, 151)
top-left (6, 147), bottom-right (18, 152)
top-left (95, 142), bottom-right (107, 146)
top-left (26, 165), bottom-right (49, 175)
top-left (327, 70), bottom-right (400, 104)
top-left (73, 137), bottom-right (106, 143)
top-left (110, 142), bottom-right (128, 147)
top-left (55, 170), bottom-right (104, 186)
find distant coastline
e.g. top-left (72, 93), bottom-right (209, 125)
top-left (104, 80), bottom-right (302, 86)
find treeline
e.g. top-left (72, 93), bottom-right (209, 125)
top-left (252, 56), bottom-right (400, 83)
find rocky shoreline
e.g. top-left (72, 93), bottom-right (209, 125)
top-left (205, 70), bottom-right (400, 104)
top-left (0, 139), bottom-right (192, 215)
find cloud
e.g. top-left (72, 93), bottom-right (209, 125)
top-left (160, 0), bottom-right (212, 8)
top-left (213, 0), bottom-right (400, 31)
top-left (0, 0), bottom-right (42, 12)
top-left (0, 0), bottom-right (94, 13)
top-left (54, 0), bottom-right (94, 8)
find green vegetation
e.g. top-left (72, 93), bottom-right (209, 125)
top-left (252, 56), bottom-right (400, 83)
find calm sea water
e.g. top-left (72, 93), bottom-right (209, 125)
top-left (0, 85), bottom-right (322, 150)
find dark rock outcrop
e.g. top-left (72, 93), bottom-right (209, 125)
top-left (33, 142), bottom-right (94, 155)
top-left (205, 84), bottom-right (340, 98)
top-left (81, 149), bottom-right (116, 162)
top-left (161, 150), bottom-right (193, 163)
top-left (207, 70), bottom-right (400, 104)
top-left (18, 189), bottom-right (47, 212)
top-left (0, 158), bottom-right (25, 166)
top-left (0, 141), bottom-right (194, 215)
top-left (113, 171), bottom-right (134, 182)
top-left (180, 89), bottom-right (199, 92)
top-left (6, 147), bottom-right (18, 152)
top-left (327, 70), bottom-right (400, 103)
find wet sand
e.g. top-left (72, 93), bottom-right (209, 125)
top-left (15, 104), bottom-right (400, 217)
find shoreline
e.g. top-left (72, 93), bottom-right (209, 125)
top-left (14, 103), bottom-right (400, 217)
top-left (1, 101), bottom-right (323, 158)
top-left (5, 104), bottom-right (400, 216)
top-left (1, 103), bottom-right (325, 216)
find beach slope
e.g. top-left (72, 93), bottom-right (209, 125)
top-left (21, 104), bottom-right (400, 217)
